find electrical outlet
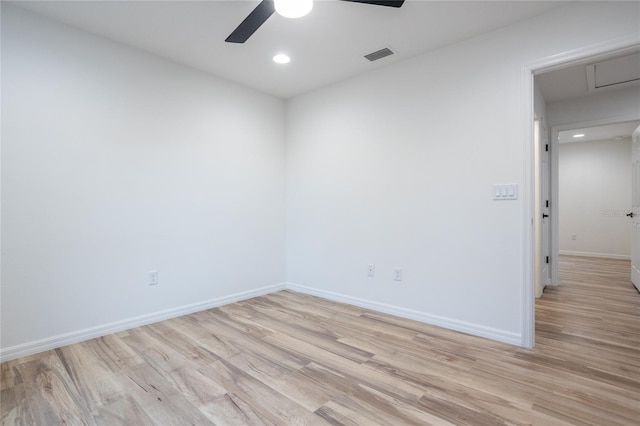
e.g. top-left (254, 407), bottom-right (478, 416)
top-left (149, 270), bottom-right (158, 286)
top-left (394, 267), bottom-right (402, 281)
top-left (367, 264), bottom-right (375, 277)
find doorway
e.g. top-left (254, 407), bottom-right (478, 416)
top-left (521, 40), bottom-right (640, 348)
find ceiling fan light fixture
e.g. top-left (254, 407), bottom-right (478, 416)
top-left (274, 0), bottom-right (313, 19)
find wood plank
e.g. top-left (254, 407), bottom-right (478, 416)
top-left (121, 363), bottom-right (213, 425)
top-left (91, 395), bottom-right (155, 426)
top-left (199, 393), bottom-right (276, 426)
top-left (1, 386), bottom-right (36, 426)
top-left (19, 354), bottom-right (95, 425)
top-left (83, 334), bottom-right (144, 373)
top-left (55, 343), bottom-right (127, 412)
top-left (198, 358), bottom-right (332, 425)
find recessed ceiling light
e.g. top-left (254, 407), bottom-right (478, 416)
top-left (273, 54), bottom-right (291, 64)
top-left (573, 133), bottom-right (585, 138)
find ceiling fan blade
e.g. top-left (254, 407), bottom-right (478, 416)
top-left (226, 0), bottom-right (275, 44)
top-left (340, 0), bottom-right (405, 7)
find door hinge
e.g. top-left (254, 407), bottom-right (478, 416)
top-left (546, 200), bottom-right (549, 208)
top-left (545, 144), bottom-right (548, 152)
top-left (546, 256), bottom-right (549, 264)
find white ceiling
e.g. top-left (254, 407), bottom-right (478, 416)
top-left (558, 121), bottom-right (640, 144)
top-left (536, 50), bottom-right (640, 104)
top-left (537, 50), bottom-right (640, 143)
top-left (12, 0), bottom-right (568, 99)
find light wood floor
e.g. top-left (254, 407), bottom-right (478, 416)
top-left (2, 256), bottom-right (639, 425)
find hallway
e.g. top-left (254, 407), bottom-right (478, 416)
top-left (534, 255), bottom-right (639, 424)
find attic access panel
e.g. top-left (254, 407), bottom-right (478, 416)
top-left (587, 52), bottom-right (640, 92)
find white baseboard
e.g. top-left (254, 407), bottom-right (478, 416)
top-left (1, 280), bottom-right (524, 361)
top-left (559, 250), bottom-right (630, 260)
top-left (285, 282), bottom-right (522, 346)
top-left (0, 283), bottom-right (286, 362)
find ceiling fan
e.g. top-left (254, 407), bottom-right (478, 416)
top-left (226, 0), bottom-right (405, 44)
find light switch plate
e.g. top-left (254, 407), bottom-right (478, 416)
top-left (493, 184), bottom-right (518, 200)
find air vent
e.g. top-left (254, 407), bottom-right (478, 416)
top-left (364, 47), bottom-right (395, 62)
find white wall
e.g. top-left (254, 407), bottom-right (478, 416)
top-left (1, 5), bottom-right (286, 356)
top-left (285, 1), bottom-right (640, 344)
top-left (559, 139), bottom-right (632, 259)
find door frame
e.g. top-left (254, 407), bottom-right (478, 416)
top-left (632, 126), bottom-right (640, 290)
top-left (520, 34), bottom-right (639, 348)
top-left (549, 115), bottom-right (640, 286)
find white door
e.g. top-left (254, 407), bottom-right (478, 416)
top-left (540, 119), bottom-right (551, 289)
top-left (631, 125), bottom-right (640, 291)
top-left (534, 116), bottom-right (551, 297)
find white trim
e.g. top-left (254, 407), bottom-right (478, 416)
top-left (286, 282), bottom-right (522, 346)
top-left (559, 251), bottom-right (631, 261)
top-left (1, 280), bottom-right (523, 361)
top-left (0, 283), bottom-right (286, 362)
top-left (521, 33), bottom-right (640, 350)
top-left (521, 62), bottom-right (536, 348)
top-left (551, 124), bottom-right (560, 287)
top-left (530, 37), bottom-right (640, 76)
